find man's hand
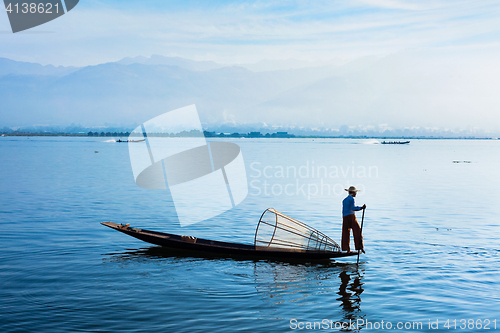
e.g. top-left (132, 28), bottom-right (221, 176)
top-left (362, 204), bottom-right (366, 210)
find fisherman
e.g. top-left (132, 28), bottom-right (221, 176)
top-left (342, 186), bottom-right (366, 253)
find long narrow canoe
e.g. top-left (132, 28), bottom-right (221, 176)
top-left (381, 140), bottom-right (410, 144)
top-left (101, 222), bottom-right (359, 260)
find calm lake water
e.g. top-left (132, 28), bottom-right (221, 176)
top-left (1, 137), bottom-right (499, 332)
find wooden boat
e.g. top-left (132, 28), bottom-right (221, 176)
top-left (381, 140), bottom-right (410, 144)
top-left (102, 209), bottom-right (360, 260)
top-left (116, 139), bottom-right (146, 143)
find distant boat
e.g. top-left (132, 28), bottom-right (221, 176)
top-left (116, 139), bottom-right (145, 143)
top-left (381, 140), bottom-right (410, 145)
top-left (101, 208), bottom-right (361, 260)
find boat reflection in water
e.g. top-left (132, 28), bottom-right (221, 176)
top-left (253, 261), bottom-right (365, 328)
top-left (253, 261), bottom-right (363, 303)
top-left (104, 246), bottom-right (366, 330)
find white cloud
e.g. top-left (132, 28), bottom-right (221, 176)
top-left (1, 1), bottom-right (500, 65)
top-left (353, 0), bottom-right (434, 11)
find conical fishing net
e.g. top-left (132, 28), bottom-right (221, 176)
top-left (254, 208), bottom-right (340, 252)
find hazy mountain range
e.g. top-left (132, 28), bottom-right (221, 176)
top-left (1, 51), bottom-right (499, 137)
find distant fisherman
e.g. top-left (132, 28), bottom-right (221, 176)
top-left (341, 186), bottom-right (366, 253)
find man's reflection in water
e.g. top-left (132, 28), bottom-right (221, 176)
top-left (337, 266), bottom-right (365, 331)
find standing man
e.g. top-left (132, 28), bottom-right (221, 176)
top-left (342, 186), bottom-right (366, 253)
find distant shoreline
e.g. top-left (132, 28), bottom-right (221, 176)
top-left (1, 132), bottom-right (497, 140)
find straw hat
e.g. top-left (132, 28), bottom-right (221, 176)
top-left (345, 186), bottom-right (360, 193)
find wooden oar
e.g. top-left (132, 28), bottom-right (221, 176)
top-left (357, 208), bottom-right (365, 265)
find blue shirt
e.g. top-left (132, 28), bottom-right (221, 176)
top-left (342, 194), bottom-right (362, 217)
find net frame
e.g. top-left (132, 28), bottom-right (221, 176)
top-left (254, 208), bottom-right (341, 253)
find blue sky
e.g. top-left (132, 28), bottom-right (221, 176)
top-left (1, 1), bottom-right (500, 131)
top-left (1, 0), bottom-right (500, 66)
